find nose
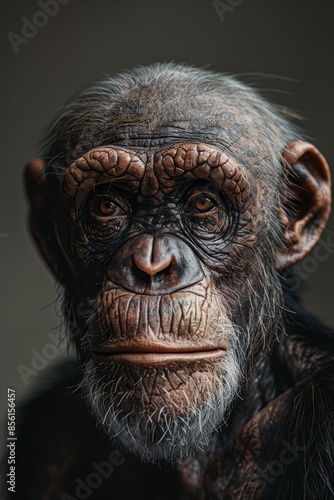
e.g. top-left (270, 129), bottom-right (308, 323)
top-left (108, 234), bottom-right (204, 295)
top-left (132, 237), bottom-right (173, 277)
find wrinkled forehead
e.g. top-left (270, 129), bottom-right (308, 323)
top-left (61, 143), bottom-right (248, 210)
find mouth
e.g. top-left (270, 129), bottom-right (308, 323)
top-left (92, 341), bottom-right (226, 365)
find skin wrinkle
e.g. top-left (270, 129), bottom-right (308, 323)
top-left (92, 279), bottom-right (224, 347)
top-left (64, 145), bottom-right (250, 214)
top-left (60, 144), bottom-right (259, 280)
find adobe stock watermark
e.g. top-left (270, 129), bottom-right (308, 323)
top-left (7, 0), bottom-right (71, 54)
top-left (17, 329), bottom-right (67, 386)
top-left (212, 0), bottom-right (244, 22)
top-left (17, 297), bottom-right (92, 386)
top-left (285, 228), bottom-right (334, 292)
top-left (0, 233), bottom-right (9, 243)
top-left (259, 439), bottom-right (306, 492)
top-left (62, 450), bottom-right (125, 500)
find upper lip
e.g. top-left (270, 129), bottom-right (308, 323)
top-left (92, 340), bottom-right (226, 354)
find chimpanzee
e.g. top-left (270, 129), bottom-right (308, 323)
top-left (10, 63), bottom-right (334, 499)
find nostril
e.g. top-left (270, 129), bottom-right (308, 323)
top-left (132, 261), bottom-right (151, 284)
top-left (157, 262), bottom-right (172, 277)
top-left (132, 260), bottom-right (173, 287)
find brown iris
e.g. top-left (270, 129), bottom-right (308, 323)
top-left (186, 194), bottom-right (217, 214)
top-left (98, 200), bottom-right (116, 215)
top-left (194, 195), bottom-right (216, 212)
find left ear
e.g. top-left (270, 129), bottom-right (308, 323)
top-left (277, 140), bottom-right (331, 270)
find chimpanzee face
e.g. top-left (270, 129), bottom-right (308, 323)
top-left (51, 142), bottom-right (278, 461)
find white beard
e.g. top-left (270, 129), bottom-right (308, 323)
top-left (79, 338), bottom-right (242, 463)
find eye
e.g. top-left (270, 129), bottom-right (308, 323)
top-left (92, 198), bottom-right (126, 217)
top-left (84, 193), bottom-right (129, 242)
top-left (183, 188), bottom-right (230, 240)
top-left (186, 194), bottom-right (217, 213)
top-left (96, 199), bottom-right (119, 216)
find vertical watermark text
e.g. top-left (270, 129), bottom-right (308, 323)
top-left (7, 388), bottom-right (16, 494)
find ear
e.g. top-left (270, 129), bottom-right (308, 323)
top-left (277, 141), bottom-right (331, 270)
top-left (24, 159), bottom-right (67, 285)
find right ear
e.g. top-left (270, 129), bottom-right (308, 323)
top-left (24, 159), bottom-right (67, 285)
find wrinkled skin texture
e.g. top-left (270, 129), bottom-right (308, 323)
top-left (11, 64), bottom-right (334, 499)
top-left (60, 143), bottom-right (263, 462)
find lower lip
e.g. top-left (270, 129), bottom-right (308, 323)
top-left (92, 350), bottom-right (225, 365)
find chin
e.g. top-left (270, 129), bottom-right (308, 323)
top-left (80, 341), bottom-right (241, 463)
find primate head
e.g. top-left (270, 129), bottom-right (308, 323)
top-left (24, 64), bottom-right (331, 462)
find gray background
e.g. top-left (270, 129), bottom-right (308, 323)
top-left (1, 0), bottom-right (334, 421)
